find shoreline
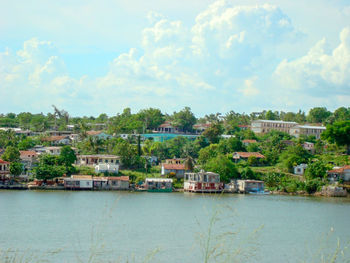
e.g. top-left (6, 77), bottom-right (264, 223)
top-left (1, 184), bottom-right (349, 198)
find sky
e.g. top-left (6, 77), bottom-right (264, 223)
top-left (0, 0), bottom-right (349, 117)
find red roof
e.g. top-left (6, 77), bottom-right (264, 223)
top-left (87, 130), bottom-right (103, 136)
top-left (159, 121), bottom-right (174, 128)
top-left (41, 135), bottom-right (68, 142)
top-left (107, 176), bottom-right (129, 181)
top-left (242, 139), bottom-right (257, 143)
top-left (162, 163), bottom-right (186, 170)
top-left (0, 159), bottom-right (10, 164)
top-left (193, 123), bottom-right (211, 129)
top-left (233, 152), bottom-right (265, 158)
top-left (20, 151), bottom-right (37, 157)
top-left (328, 165), bottom-right (350, 174)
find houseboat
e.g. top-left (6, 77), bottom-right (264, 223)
top-left (184, 171), bottom-right (223, 193)
top-left (64, 175), bottom-right (93, 190)
top-left (236, 180), bottom-right (265, 193)
top-left (144, 178), bottom-right (173, 192)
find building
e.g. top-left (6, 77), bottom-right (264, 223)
top-left (32, 146), bottom-right (63, 155)
top-left (76, 155), bottom-right (121, 166)
top-left (251, 120), bottom-right (298, 134)
top-left (19, 151), bottom-right (38, 178)
top-left (86, 131), bottom-right (113, 140)
top-left (289, 125), bottom-right (326, 139)
top-left (154, 121), bottom-right (181, 133)
top-left (236, 180), bottom-right (265, 193)
top-left (302, 142), bottom-right (315, 154)
top-left (161, 159), bottom-right (186, 178)
top-left (242, 139), bottom-right (257, 146)
top-left (327, 165), bottom-right (350, 184)
top-left (144, 178), bottom-right (173, 192)
top-left (64, 175), bottom-right (93, 190)
top-left (193, 123), bottom-right (211, 134)
top-left (184, 171), bottom-right (223, 193)
top-left (41, 135), bottom-right (71, 145)
top-left (0, 159), bottom-right (10, 178)
top-left (106, 176), bottom-right (129, 190)
top-left (294, 163), bottom-right (308, 175)
top-left (232, 152), bottom-right (265, 162)
top-left (94, 163), bottom-right (119, 174)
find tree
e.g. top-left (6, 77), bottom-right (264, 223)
top-left (278, 144), bottom-right (311, 172)
top-left (322, 121), bottom-right (350, 153)
top-left (202, 123), bottom-right (224, 144)
top-left (138, 108), bottom-right (165, 131)
top-left (59, 146), bottom-right (77, 167)
top-left (203, 155), bottom-right (239, 183)
top-left (172, 107), bottom-right (196, 132)
top-left (307, 107), bottom-right (331, 123)
top-left (217, 137), bottom-right (245, 154)
top-left (18, 137), bottom-right (37, 150)
top-left (2, 146), bottom-right (20, 162)
top-left (304, 161), bottom-right (327, 180)
top-left (34, 154), bottom-right (67, 180)
top-left (10, 162), bottom-right (23, 177)
top-left (198, 144), bottom-right (219, 165)
top-left (240, 167), bottom-right (258, 180)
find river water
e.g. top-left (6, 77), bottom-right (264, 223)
top-left (0, 190), bottom-right (349, 262)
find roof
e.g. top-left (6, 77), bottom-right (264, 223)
top-left (87, 130), bottom-right (103, 136)
top-left (162, 163), bottom-right (186, 170)
top-left (242, 139), bottom-right (257, 143)
top-left (0, 159), bottom-right (10, 164)
top-left (158, 121), bottom-right (175, 128)
top-left (107, 176), bottom-right (129, 181)
top-left (20, 151), bottom-right (37, 156)
top-left (70, 175), bottom-right (93, 180)
top-left (253, 120), bottom-right (297, 124)
top-left (233, 152), bottom-right (265, 158)
top-left (41, 135), bottom-right (69, 142)
top-left (78, 154), bottom-right (120, 158)
top-left (193, 123), bottom-right (211, 129)
top-left (145, 178), bottom-right (173, 183)
top-left (328, 165), bottom-right (350, 174)
top-left (293, 125), bottom-right (326, 130)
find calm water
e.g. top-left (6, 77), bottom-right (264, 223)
top-left (0, 190), bottom-right (349, 262)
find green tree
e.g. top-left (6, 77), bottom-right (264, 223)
top-left (322, 120), bottom-right (350, 153)
top-left (18, 137), bottom-right (37, 150)
top-left (138, 108), bottom-right (165, 131)
top-left (172, 107), bottom-right (196, 132)
top-left (198, 144), bottom-right (219, 165)
top-left (59, 146), bottom-right (77, 167)
top-left (202, 123), bottom-right (224, 144)
top-left (2, 146), bottom-right (20, 162)
top-left (304, 161), bottom-right (327, 180)
top-left (217, 137), bottom-right (245, 154)
top-left (278, 144), bottom-right (311, 172)
top-left (240, 167), bottom-right (257, 180)
top-left (10, 162), bottom-right (23, 177)
top-left (203, 155), bottom-right (239, 183)
top-left (307, 107), bottom-right (331, 123)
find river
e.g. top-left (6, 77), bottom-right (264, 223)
top-left (0, 190), bottom-right (349, 262)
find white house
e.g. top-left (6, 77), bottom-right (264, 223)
top-left (64, 175), bottom-right (93, 190)
top-left (289, 125), bottom-right (326, 139)
top-left (76, 155), bottom-right (121, 166)
top-left (294, 163), bottom-right (308, 175)
top-left (95, 163), bottom-right (119, 174)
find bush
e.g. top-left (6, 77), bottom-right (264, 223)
top-left (305, 178), bottom-right (324, 194)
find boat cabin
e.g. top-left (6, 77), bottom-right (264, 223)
top-left (144, 178), bottom-right (173, 192)
top-left (184, 171), bottom-right (223, 193)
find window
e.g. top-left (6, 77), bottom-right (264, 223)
top-left (105, 159), bottom-right (108, 163)
top-left (111, 160), bottom-right (114, 163)
top-left (75, 181), bottom-right (80, 186)
top-left (99, 159), bottom-right (102, 163)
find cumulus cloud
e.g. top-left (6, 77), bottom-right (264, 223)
top-left (2, 0), bottom-right (346, 115)
top-left (274, 27), bottom-right (350, 98)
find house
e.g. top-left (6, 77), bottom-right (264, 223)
top-left (106, 176), bottom-right (129, 190)
top-left (41, 135), bottom-right (71, 145)
top-left (154, 121), bottom-right (181, 134)
top-left (193, 123), bottom-right (211, 134)
top-left (92, 177), bottom-right (108, 189)
top-left (19, 151), bottom-right (38, 178)
top-left (327, 165), bottom-right (350, 184)
top-left (250, 120), bottom-right (298, 134)
top-left (64, 175), bottom-right (93, 190)
top-left (302, 142), bottom-right (315, 154)
top-left (33, 146), bottom-right (62, 155)
top-left (94, 163), bottom-right (119, 174)
top-left (238, 125), bottom-right (249, 130)
top-left (242, 139), bottom-right (257, 146)
top-left (289, 125), bottom-right (326, 139)
top-left (232, 152), bottom-right (265, 162)
top-left (184, 171), bottom-right (223, 193)
top-left (144, 178), bottom-right (173, 192)
top-left (161, 158), bottom-right (186, 178)
top-left (86, 131), bottom-right (113, 140)
top-left (294, 163), bottom-right (308, 175)
top-left (236, 180), bottom-right (265, 193)
top-left (76, 154), bottom-right (121, 166)
top-left (0, 159), bottom-right (10, 178)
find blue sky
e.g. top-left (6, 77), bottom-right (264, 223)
top-left (1, 0), bottom-right (350, 117)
